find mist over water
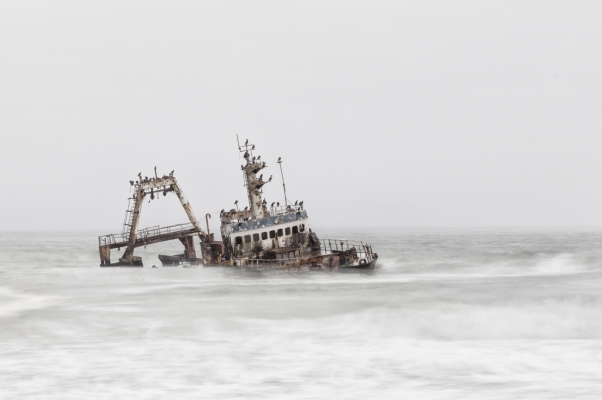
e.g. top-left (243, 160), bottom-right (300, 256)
top-left (1, 229), bottom-right (601, 399)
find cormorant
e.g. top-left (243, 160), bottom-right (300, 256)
top-left (244, 151), bottom-right (249, 159)
top-left (259, 174), bottom-right (263, 180)
top-left (294, 200), bottom-right (298, 206)
top-left (277, 157), bottom-right (281, 163)
top-left (277, 202), bottom-right (280, 206)
top-left (268, 175), bottom-right (272, 182)
top-left (245, 139), bottom-right (248, 145)
top-left (244, 206), bottom-right (248, 210)
top-left (271, 202), bottom-right (275, 207)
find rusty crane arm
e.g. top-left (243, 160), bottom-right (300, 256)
top-left (99, 175), bottom-right (209, 266)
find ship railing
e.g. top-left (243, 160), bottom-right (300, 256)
top-left (268, 205), bottom-right (303, 217)
top-left (318, 239), bottom-right (376, 262)
top-left (136, 222), bottom-right (196, 239)
top-left (98, 222), bottom-right (197, 247)
top-left (98, 233), bottom-right (129, 247)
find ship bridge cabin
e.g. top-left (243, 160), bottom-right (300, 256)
top-left (220, 206), bottom-right (314, 261)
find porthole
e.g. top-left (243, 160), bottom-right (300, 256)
top-left (261, 232), bottom-right (268, 240)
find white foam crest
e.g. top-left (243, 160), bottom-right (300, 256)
top-left (0, 287), bottom-right (63, 318)
top-left (378, 253), bottom-right (593, 279)
top-left (314, 297), bottom-right (602, 340)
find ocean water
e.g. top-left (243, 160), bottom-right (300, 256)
top-left (1, 229), bottom-right (601, 399)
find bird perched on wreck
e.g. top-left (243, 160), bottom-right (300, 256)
top-left (245, 139), bottom-right (248, 145)
top-left (259, 174), bottom-right (263, 180)
top-left (170, 170), bottom-right (174, 176)
top-left (271, 202), bottom-right (275, 207)
top-left (244, 151), bottom-right (249, 159)
top-left (268, 175), bottom-right (272, 182)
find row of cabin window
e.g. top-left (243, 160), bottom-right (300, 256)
top-left (234, 224), bottom-right (306, 245)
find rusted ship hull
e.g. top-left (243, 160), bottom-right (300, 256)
top-left (158, 254), bottom-right (185, 266)
top-left (237, 239), bottom-right (378, 271)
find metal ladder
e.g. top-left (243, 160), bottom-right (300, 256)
top-left (122, 196), bottom-right (137, 236)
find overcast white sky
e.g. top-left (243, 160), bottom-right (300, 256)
top-left (1, 1), bottom-right (602, 231)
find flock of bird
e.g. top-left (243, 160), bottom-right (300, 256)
top-left (129, 169), bottom-right (175, 186)
top-left (127, 142), bottom-right (304, 220)
top-left (219, 199), bottom-right (304, 218)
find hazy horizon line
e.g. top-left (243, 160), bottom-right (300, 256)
top-left (2, 225), bottom-right (602, 234)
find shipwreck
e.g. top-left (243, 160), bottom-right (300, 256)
top-left (98, 139), bottom-right (378, 270)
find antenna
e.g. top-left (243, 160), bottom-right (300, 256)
top-left (277, 157), bottom-right (288, 206)
top-left (236, 135), bottom-right (254, 158)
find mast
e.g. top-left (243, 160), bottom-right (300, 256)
top-left (277, 157), bottom-right (288, 206)
top-left (237, 138), bottom-right (269, 220)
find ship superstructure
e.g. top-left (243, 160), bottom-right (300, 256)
top-left (219, 138), bottom-right (316, 264)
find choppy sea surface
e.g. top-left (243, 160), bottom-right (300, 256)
top-left (1, 229), bottom-right (601, 399)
